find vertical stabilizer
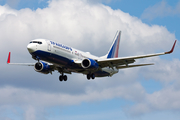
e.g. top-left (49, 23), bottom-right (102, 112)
top-left (106, 31), bottom-right (121, 58)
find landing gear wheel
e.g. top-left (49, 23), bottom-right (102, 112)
top-left (87, 74), bottom-right (91, 80)
top-left (59, 75), bottom-right (68, 81)
top-left (87, 73), bottom-right (95, 80)
top-left (91, 74), bottom-right (95, 79)
top-left (59, 75), bottom-right (63, 81)
top-left (64, 75), bottom-right (67, 81)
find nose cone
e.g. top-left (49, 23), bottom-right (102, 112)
top-left (27, 44), bottom-right (36, 53)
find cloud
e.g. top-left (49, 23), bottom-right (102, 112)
top-left (0, 83), bottom-right (144, 107)
top-left (125, 58), bottom-right (180, 116)
top-left (128, 86), bottom-right (180, 116)
top-left (86, 0), bottom-right (113, 4)
top-left (141, 58), bottom-right (180, 84)
top-left (141, 0), bottom-right (180, 20)
top-left (24, 106), bottom-right (36, 120)
top-left (0, 0), bottom-right (179, 119)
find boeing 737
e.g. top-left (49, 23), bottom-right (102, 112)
top-left (7, 31), bottom-right (177, 81)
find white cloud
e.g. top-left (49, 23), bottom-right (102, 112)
top-left (0, 0), bottom-right (179, 119)
top-left (141, 1), bottom-right (180, 20)
top-left (24, 106), bottom-right (36, 120)
top-left (141, 58), bottom-right (180, 83)
top-left (125, 58), bottom-right (180, 116)
top-left (128, 86), bottom-right (180, 116)
top-left (0, 80), bottom-right (145, 107)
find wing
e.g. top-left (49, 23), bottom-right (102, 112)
top-left (97, 40), bottom-right (177, 68)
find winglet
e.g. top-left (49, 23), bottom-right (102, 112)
top-left (7, 52), bottom-right (11, 64)
top-left (165, 40), bottom-right (177, 54)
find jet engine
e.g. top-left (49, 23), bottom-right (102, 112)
top-left (34, 61), bottom-right (51, 74)
top-left (81, 58), bottom-right (99, 70)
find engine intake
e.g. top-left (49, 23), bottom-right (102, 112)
top-left (34, 61), bottom-right (51, 74)
top-left (81, 58), bottom-right (99, 70)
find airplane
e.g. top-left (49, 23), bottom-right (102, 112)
top-left (7, 31), bottom-right (177, 81)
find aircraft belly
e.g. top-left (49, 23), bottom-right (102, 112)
top-left (94, 70), bottom-right (110, 77)
top-left (96, 67), bottom-right (118, 77)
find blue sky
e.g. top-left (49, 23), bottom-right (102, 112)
top-left (0, 0), bottom-right (180, 120)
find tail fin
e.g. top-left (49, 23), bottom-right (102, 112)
top-left (106, 31), bottom-right (121, 58)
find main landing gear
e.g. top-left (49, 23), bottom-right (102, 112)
top-left (59, 74), bottom-right (67, 81)
top-left (87, 73), bottom-right (95, 80)
top-left (58, 73), bottom-right (95, 81)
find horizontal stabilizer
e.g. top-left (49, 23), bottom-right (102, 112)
top-left (7, 52), bottom-right (35, 66)
top-left (116, 63), bottom-right (154, 69)
top-left (7, 63), bottom-right (35, 66)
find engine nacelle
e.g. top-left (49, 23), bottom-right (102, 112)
top-left (81, 58), bottom-right (99, 70)
top-left (34, 61), bottom-right (51, 74)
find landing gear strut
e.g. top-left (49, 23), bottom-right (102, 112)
top-left (87, 73), bottom-right (95, 80)
top-left (59, 74), bottom-right (67, 81)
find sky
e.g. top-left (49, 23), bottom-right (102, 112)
top-left (0, 0), bottom-right (180, 120)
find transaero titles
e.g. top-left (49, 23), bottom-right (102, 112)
top-left (50, 41), bottom-right (72, 51)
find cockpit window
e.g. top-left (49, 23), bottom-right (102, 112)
top-left (30, 41), bottom-right (42, 44)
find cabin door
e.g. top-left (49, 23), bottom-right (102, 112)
top-left (46, 41), bottom-right (51, 51)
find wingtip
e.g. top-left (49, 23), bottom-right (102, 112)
top-left (165, 40), bottom-right (177, 54)
top-left (7, 52), bottom-right (11, 64)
